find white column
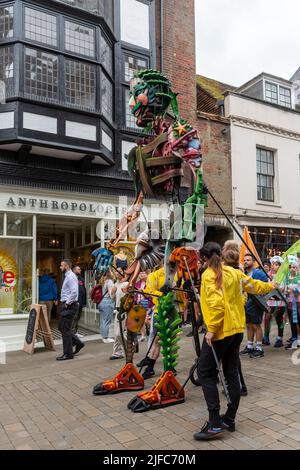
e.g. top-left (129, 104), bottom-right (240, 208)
top-left (32, 215), bottom-right (37, 304)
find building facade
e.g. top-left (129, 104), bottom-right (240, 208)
top-left (225, 73), bottom-right (300, 260)
top-left (0, 0), bottom-right (159, 350)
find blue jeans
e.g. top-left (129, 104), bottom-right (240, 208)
top-left (98, 298), bottom-right (115, 338)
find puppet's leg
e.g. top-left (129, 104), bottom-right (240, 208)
top-left (128, 293), bottom-right (185, 412)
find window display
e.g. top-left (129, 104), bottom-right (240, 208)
top-left (0, 239), bottom-right (32, 315)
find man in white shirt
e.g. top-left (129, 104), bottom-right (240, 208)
top-left (57, 259), bottom-right (84, 361)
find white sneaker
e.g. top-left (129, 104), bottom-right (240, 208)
top-left (102, 338), bottom-right (115, 344)
top-left (139, 336), bottom-right (146, 342)
top-left (76, 333), bottom-right (85, 339)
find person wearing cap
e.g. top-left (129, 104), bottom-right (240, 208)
top-left (263, 255), bottom-right (285, 347)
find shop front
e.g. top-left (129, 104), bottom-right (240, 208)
top-left (0, 188), bottom-right (168, 351)
top-left (0, 188), bottom-right (133, 351)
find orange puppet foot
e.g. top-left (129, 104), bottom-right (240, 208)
top-left (128, 371), bottom-right (185, 412)
top-left (93, 363), bottom-right (144, 396)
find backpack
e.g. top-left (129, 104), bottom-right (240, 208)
top-left (90, 284), bottom-right (103, 305)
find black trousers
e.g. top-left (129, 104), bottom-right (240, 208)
top-left (198, 333), bottom-right (243, 426)
top-left (58, 303), bottom-right (83, 357)
top-left (72, 306), bottom-right (83, 334)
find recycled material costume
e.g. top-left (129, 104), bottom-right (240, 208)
top-left (92, 69), bottom-right (207, 411)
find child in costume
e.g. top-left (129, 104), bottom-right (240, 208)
top-left (263, 256), bottom-right (285, 347)
top-left (284, 256), bottom-right (300, 350)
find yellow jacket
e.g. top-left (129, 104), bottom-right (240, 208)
top-left (144, 267), bottom-right (180, 310)
top-left (200, 265), bottom-right (273, 341)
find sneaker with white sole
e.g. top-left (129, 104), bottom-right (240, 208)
top-left (102, 338), bottom-right (114, 344)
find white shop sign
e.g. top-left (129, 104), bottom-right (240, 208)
top-left (0, 193), bottom-right (122, 220)
top-left (0, 193), bottom-right (169, 221)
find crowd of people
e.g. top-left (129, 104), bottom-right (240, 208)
top-left (47, 238), bottom-right (300, 442)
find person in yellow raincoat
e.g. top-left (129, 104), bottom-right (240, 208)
top-left (194, 242), bottom-right (274, 442)
top-left (138, 265), bottom-right (182, 379)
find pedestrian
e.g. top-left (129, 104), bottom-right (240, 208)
top-left (263, 256), bottom-right (285, 347)
top-left (285, 257), bottom-right (300, 350)
top-left (240, 253), bottom-right (269, 358)
top-left (110, 269), bottom-right (128, 360)
top-left (57, 260), bottom-right (84, 361)
top-left (98, 271), bottom-right (115, 344)
top-left (72, 266), bottom-right (87, 336)
top-left (135, 271), bottom-right (149, 343)
top-left (194, 242), bottom-right (273, 441)
top-left (39, 268), bottom-right (58, 323)
top-left (222, 241), bottom-right (248, 396)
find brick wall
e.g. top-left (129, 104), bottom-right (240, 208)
top-left (197, 114), bottom-right (232, 216)
top-left (155, 0), bottom-right (197, 126)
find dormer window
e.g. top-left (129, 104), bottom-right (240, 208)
top-left (265, 81), bottom-right (292, 108)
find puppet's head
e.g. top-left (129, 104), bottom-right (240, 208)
top-left (129, 69), bottom-right (178, 128)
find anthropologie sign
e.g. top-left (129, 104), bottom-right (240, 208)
top-left (1, 193), bottom-right (121, 219)
top-left (0, 193), bottom-right (169, 221)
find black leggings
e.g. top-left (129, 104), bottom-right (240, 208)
top-left (288, 307), bottom-right (300, 339)
top-left (198, 333), bottom-right (243, 426)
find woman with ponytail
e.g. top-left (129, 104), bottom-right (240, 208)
top-left (194, 242), bottom-right (274, 442)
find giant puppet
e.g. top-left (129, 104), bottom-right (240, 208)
top-left (92, 69), bottom-right (207, 411)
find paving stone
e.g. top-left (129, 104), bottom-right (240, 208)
top-left (0, 332), bottom-right (298, 451)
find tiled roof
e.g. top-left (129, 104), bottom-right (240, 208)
top-left (196, 75), bottom-right (236, 115)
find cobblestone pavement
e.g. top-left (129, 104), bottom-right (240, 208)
top-left (0, 327), bottom-right (299, 451)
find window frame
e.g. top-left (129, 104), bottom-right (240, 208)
top-left (23, 4), bottom-right (59, 49)
top-left (256, 147), bottom-right (275, 203)
top-left (63, 16), bottom-right (96, 60)
top-left (0, 3), bottom-right (14, 42)
top-left (24, 45), bottom-right (59, 103)
top-left (264, 80), bottom-right (292, 108)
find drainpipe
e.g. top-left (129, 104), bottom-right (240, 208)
top-left (160, 0), bottom-right (164, 72)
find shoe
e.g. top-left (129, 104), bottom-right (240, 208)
top-left (274, 338), bottom-right (283, 348)
top-left (240, 346), bottom-right (253, 356)
top-left (285, 340), bottom-right (298, 350)
top-left (249, 349), bottom-right (264, 358)
top-left (74, 343), bottom-right (85, 355)
top-left (110, 355), bottom-right (124, 360)
top-left (142, 368), bottom-right (155, 380)
top-left (262, 336), bottom-right (270, 346)
top-left (139, 336), bottom-right (146, 343)
top-left (56, 354), bottom-right (74, 361)
top-left (193, 421), bottom-right (225, 441)
top-left (102, 338), bottom-right (114, 344)
top-left (240, 387), bottom-right (248, 397)
top-left (220, 415), bottom-right (235, 433)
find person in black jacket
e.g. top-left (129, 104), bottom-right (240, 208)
top-left (72, 266), bottom-right (87, 337)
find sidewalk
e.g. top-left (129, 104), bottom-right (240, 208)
top-left (0, 330), bottom-right (299, 450)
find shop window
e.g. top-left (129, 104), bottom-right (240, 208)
top-left (100, 33), bottom-right (113, 75)
top-left (101, 72), bottom-right (113, 121)
top-left (0, 5), bottom-right (13, 39)
top-left (24, 47), bottom-right (59, 101)
top-left (24, 7), bottom-right (57, 47)
top-left (65, 20), bottom-right (95, 58)
top-left (0, 239), bottom-right (32, 315)
top-left (120, 0), bottom-right (150, 49)
top-left (0, 213), bottom-right (3, 235)
top-left (0, 45), bottom-right (14, 98)
top-left (7, 214), bottom-right (33, 237)
top-left (65, 58), bottom-right (96, 110)
top-left (124, 54), bottom-right (147, 83)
